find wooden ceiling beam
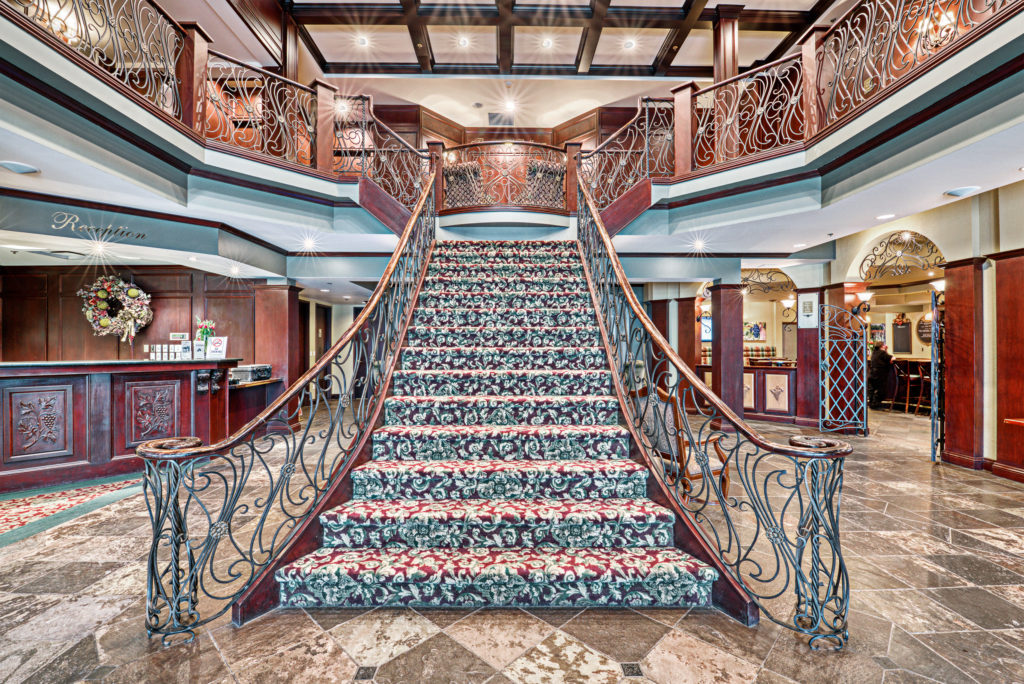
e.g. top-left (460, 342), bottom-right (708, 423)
top-left (401, 0), bottom-right (434, 72)
top-left (497, 0), bottom-right (515, 73)
top-left (652, 0), bottom-right (710, 76)
top-left (576, 0), bottom-right (612, 74)
top-left (763, 0), bottom-right (836, 61)
top-left (321, 61), bottom-right (714, 77)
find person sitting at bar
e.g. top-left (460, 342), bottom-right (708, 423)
top-left (869, 341), bottom-right (893, 409)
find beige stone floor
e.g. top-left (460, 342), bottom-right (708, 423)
top-left (4, 410), bottom-right (1024, 683)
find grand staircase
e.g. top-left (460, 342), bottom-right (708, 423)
top-left (276, 240), bottom-right (717, 608)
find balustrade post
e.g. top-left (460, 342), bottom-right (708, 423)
top-left (427, 142), bottom-right (445, 210)
top-left (800, 28), bottom-right (828, 142)
top-left (312, 80), bottom-right (339, 173)
top-left (175, 23), bottom-right (212, 135)
top-left (670, 82), bottom-right (698, 176)
top-left (564, 142), bottom-right (582, 214)
top-left (711, 283), bottom-right (744, 423)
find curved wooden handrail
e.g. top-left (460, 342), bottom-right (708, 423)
top-left (138, 170), bottom-right (436, 461)
top-left (693, 51), bottom-right (802, 96)
top-left (207, 49), bottom-right (317, 94)
top-left (578, 176), bottom-right (851, 460)
top-left (348, 94), bottom-right (430, 158)
top-left (581, 96), bottom-right (673, 158)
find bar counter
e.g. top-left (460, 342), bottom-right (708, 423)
top-left (0, 358), bottom-right (239, 493)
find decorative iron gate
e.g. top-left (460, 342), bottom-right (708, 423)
top-left (819, 304), bottom-right (868, 434)
top-left (930, 290), bottom-right (946, 461)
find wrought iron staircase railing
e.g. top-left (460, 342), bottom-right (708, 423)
top-left (576, 175), bottom-right (854, 649)
top-left (136, 174), bottom-right (436, 643)
top-left (441, 141), bottom-right (568, 212)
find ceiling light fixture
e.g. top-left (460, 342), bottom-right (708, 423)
top-left (931, 279), bottom-right (946, 291)
top-left (504, 99), bottom-right (516, 112)
top-left (187, 256), bottom-right (198, 262)
top-left (692, 238), bottom-right (705, 251)
top-left (230, 264), bottom-right (240, 276)
top-left (793, 243), bottom-right (807, 248)
top-left (320, 288), bottom-right (330, 292)
top-left (458, 36), bottom-right (470, 48)
top-left (302, 235), bottom-right (317, 251)
top-left (541, 37), bottom-right (553, 49)
top-left (355, 35), bottom-right (370, 47)
top-left (875, 213), bottom-right (895, 220)
top-left (0, 161), bottom-right (40, 174)
top-left (623, 39), bottom-right (637, 50)
top-left (943, 186), bottom-right (981, 197)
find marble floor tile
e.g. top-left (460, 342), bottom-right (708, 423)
top-left (445, 609), bottom-right (553, 669)
top-left (4, 595), bottom-right (134, 643)
top-left (0, 639), bottom-right (73, 683)
top-left (210, 608), bottom-right (324, 671)
top-left (850, 590), bottom-right (976, 633)
top-left (762, 631), bottom-right (885, 684)
top-left (503, 631), bottom-right (622, 684)
top-left (304, 607), bottom-right (369, 631)
top-left (641, 629), bottom-right (759, 684)
top-left (12, 561), bottom-right (121, 595)
top-left (99, 633), bottom-right (232, 684)
top-left (922, 586), bottom-right (1024, 629)
top-left (375, 633), bottom-right (495, 684)
top-left (672, 608), bottom-right (782, 665)
top-left (328, 608), bottom-right (439, 666)
top-left (234, 632), bottom-right (358, 683)
top-left (415, 607), bottom-right (479, 628)
top-left (560, 609), bottom-right (672, 662)
top-left (881, 628), bottom-right (973, 684)
top-left (922, 553), bottom-right (1024, 585)
top-left (915, 630), bottom-right (1024, 681)
top-left (630, 608), bottom-right (689, 627)
top-left (862, 555), bottom-right (969, 589)
top-left (523, 607), bottom-right (583, 627)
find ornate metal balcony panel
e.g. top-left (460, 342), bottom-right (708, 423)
top-left (333, 96), bottom-right (430, 211)
top-left (580, 98), bottom-right (674, 209)
top-left (816, 0), bottom-right (1023, 129)
top-left (858, 230), bottom-right (943, 280)
top-left (442, 142), bottom-right (567, 211)
top-left (202, 51), bottom-right (316, 166)
top-left (6, 0), bottom-right (184, 118)
top-left (693, 56), bottom-right (805, 170)
top-left (577, 179), bottom-right (852, 649)
top-left (818, 304), bottom-right (868, 434)
top-left (139, 179), bottom-right (437, 642)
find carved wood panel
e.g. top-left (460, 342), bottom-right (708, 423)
top-left (2, 384), bottom-right (75, 463)
top-left (123, 380), bottom-right (181, 449)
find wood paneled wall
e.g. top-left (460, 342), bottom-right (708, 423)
top-left (0, 266), bottom-right (257, 364)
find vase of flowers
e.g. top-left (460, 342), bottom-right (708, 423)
top-left (195, 317), bottom-right (215, 358)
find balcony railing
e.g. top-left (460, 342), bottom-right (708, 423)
top-left (441, 141), bottom-right (568, 212)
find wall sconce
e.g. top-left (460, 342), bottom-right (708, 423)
top-left (851, 290), bottom-right (873, 316)
top-left (696, 302), bottom-right (711, 321)
top-left (781, 296), bottom-right (796, 322)
top-left (930, 279), bottom-right (946, 292)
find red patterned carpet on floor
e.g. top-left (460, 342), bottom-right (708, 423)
top-left (0, 478), bottom-right (141, 535)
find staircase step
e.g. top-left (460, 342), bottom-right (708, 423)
top-left (384, 395), bottom-right (620, 426)
top-left (392, 370), bottom-right (614, 397)
top-left (277, 546), bottom-right (717, 609)
top-left (405, 326), bottom-right (602, 348)
top-left (434, 240), bottom-right (576, 253)
top-left (352, 459), bottom-right (646, 500)
top-left (400, 347), bottom-right (606, 371)
top-left (418, 291), bottom-right (591, 310)
top-left (430, 252), bottom-right (578, 265)
top-left (427, 262), bottom-right (583, 278)
top-left (371, 425), bottom-right (631, 461)
top-left (320, 499), bottom-right (674, 548)
top-left (422, 276), bottom-right (588, 294)
top-left (412, 308), bottom-right (595, 328)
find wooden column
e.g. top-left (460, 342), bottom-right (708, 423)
top-left (713, 5), bottom-right (743, 83)
top-left (565, 142), bottom-right (582, 214)
top-left (992, 250), bottom-right (1024, 482)
top-left (427, 141), bottom-right (445, 210)
top-left (254, 284), bottom-right (302, 427)
top-left (799, 28), bottom-right (828, 142)
top-left (941, 258), bottom-right (986, 469)
top-left (175, 23), bottom-right (213, 134)
top-left (795, 287), bottom-right (821, 425)
top-left (312, 79), bottom-right (338, 173)
top-left (282, 16), bottom-right (300, 81)
top-left (649, 299), bottom-right (670, 387)
top-left (676, 297), bottom-right (700, 370)
top-left (670, 82), bottom-right (697, 176)
top-left (711, 284), bottom-right (744, 418)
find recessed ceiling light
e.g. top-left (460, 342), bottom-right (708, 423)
top-left (1018, 167), bottom-right (1024, 172)
top-left (355, 35), bottom-right (370, 47)
top-left (343, 296), bottom-right (350, 301)
top-left (927, 270), bottom-right (935, 276)
top-left (230, 265), bottom-right (240, 276)
top-left (875, 213), bottom-right (895, 220)
top-left (504, 99), bottom-right (516, 112)
top-left (187, 256), bottom-right (198, 262)
top-left (623, 39), bottom-right (637, 50)
top-left (302, 236), bottom-right (317, 251)
top-left (692, 238), bottom-right (705, 251)
top-left (943, 186), bottom-right (981, 197)
top-left (793, 243), bottom-right (807, 248)
top-left (0, 161), bottom-right (39, 174)
top-left (458, 36), bottom-right (470, 48)
top-left (541, 37), bottom-right (553, 49)
top-left (335, 99), bottom-right (350, 115)
top-left (319, 288), bottom-right (330, 292)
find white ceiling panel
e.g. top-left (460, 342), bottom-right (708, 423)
top-left (739, 30), bottom-right (791, 64)
top-left (592, 28), bottom-right (669, 66)
top-left (514, 27), bottom-right (584, 65)
top-left (705, 0), bottom-right (818, 8)
top-left (306, 25), bottom-right (418, 63)
top-left (428, 25), bottom-right (498, 64)
top-left (672, 28), bottom-right (713, 66)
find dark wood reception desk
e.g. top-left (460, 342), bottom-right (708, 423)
top-left (0, 359), bottom-right (239, 493)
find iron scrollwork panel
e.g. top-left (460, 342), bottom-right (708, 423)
top-left (818, 304), bottom-right (868, 434)
top-left (443, 143), bottom-right (567, 211)
top-left (141, 187), bottom-right (437, 642)
top-left (930, 289), bottom-right (945, 462)
top-left (577, 182), bottom-right (850, 649)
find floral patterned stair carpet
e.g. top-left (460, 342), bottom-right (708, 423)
top-left (276, 240), bottom-right (718, 608)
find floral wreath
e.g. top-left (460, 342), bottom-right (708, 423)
top-left (77, 275), bottom-right (154, 343)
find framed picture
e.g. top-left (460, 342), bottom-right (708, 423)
top-left (797, 292), bottom-right (819, 329)
top-left (743, 321), bottom-right (767, 341)
top-left (869, 324), bottom-right (886, 344)
top-left (700, 314), bottom-right (712, 341)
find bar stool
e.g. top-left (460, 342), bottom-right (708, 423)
top-left (914, 363), bottom-right (932, 414)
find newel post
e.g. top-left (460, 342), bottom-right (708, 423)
top-left (671, 82), bottom-right (697, 177)
top-left (312, 79), bottom-right (339, 173)
top-left (800, 28), bottom-right (828, 142)
top-left (427, 141), bottom-right (445, 210)
top-left (564, 142), bottom-right (582, 214)
top-left (176, 22), bottom-right (212, 135)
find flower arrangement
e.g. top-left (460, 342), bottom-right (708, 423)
top-left (77, 275), bottom-right (153, 343)
top-left (195, 316), bottom-right (216, 343)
